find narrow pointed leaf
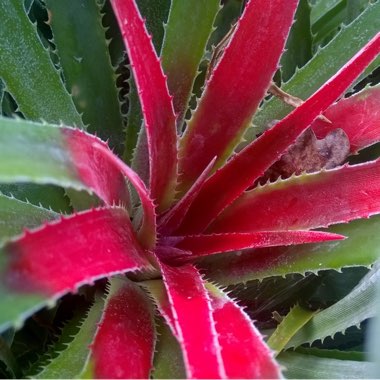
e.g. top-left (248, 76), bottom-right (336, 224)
top-left (84, 277), bottom-right (155, 379)
top-left (251, 1), bottom-right (380, 137)
top-left (123, 0), bottom-right (171, 163)
top-left (178, 0), bottom-right (298, 190)
top-left (0, 117), bottom-right (129, 206)
top-left (112, 0), bottom-right (177, 211)
top-left (92, 142), bottom-right (156, 248)
top-left (278, 351), bottom-right (375, 379)
top-left (267, 305), bottom-right (315, 355)
top-left (178, 33), bottom-right (380, 234)
top-left (165, 231), bottom-right (344, 261)
top-left (311, 85), bottom-right (380, 153)
top-left (0, 193), bottom-right (58, 246)
top-left (206, 283), bottom-right (281, 379)
top-left (44, 0), bottom-right (125, 154)
top-left (202, 216), bottom-right (380, 285)
top-left (0, 0), bottom-right (83, 126)
top-left (161, 0), bottom-right (220, 124)
top-left (0, 207), bottom-right (153, 332)
top-left (0, 118), bottom-right (156, 246)
top-left (159, 263), bottom-right (225, 378)
top-left (209, 159), bottom-right (380, 233)
top-left (286, 264), bottom-right (380, 348)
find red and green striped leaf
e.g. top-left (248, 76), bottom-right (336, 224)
top-left (201, 216), bottom-right (380, 285)
top-left (178, 0), bottom-right (298, 191)
top-left (111, 0), bottom-right (178, 212)
top-left (0, 207), bottom-right (153, 331)
top-left (311, 85), bottom-right (380, 153)
top-left (159, 263), bottom-right (225, 378)
top-left (86, 278), bottom-right (155, 379)
top-left (163, 231), bottom-right (344, 261)
top-left (209, 159), bottom-right (380, 233)
top-left (206, 283), bottom-right (281, 379)
top-left (0, 118), bottom-right (157, 247)
top-left (177, 33), bottom-right (380, 234)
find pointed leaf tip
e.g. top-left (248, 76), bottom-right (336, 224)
top-left (111, 0), bottom-right (178, 211)
top-left (178, 0), bottom-right (298, 191)
top-left (178, 32), bottom-right (380, 234)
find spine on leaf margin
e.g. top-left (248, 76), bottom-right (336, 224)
top-left (111, 0), bottom-right (178, 212)
top-left (177, 33), bottom-right (380, 235)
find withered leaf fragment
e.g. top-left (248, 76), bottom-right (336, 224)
top-left (262, 128), bottom-right (350, 183)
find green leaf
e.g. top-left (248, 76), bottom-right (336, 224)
top-left (365, 267), bottom-right (380, 377)
top-left (280, 0), bottom-right (312, 82)
top-left (0, 193), bottom-right (58, 246)
top-left (295, 347), bottom-right (365, 361)
top-left (0, 117), bottom-right (84, 190)
top-left (267, 305), bottom-right (315, 355)
top-left (0, 183), bottom-right (71, 214)
top-left (310, 0), bottom-right (341, 24)
top-left (161, 0), bottom-right (220, 123)
top-left (286, 264), bottom-right (380, 348)
top-left (44, 0), bottom-right (125, 154)
top-left (0, 0), bottom-right (83, 127)
top-left (278, 351), bottom-right (375, 379)
top-left (32, 296), bottom-right (105, 379)
top-left (152, 317), bottom-right (186, 379)
top-left (311, 0), bottom-right (369, 46)
top-left (248, 0), bottom-right (380, 139)
top-left (205, 215), bottom-right (380, 285)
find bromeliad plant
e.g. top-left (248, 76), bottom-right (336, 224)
top-left (1, 0), bottom-right (380, 378)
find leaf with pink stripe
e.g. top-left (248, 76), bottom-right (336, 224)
top-left (177, 33), bottom-right (380, 234)
top-left (111, 0), bottom-right (178, 212)
top-left (179, 0), bottom-right (298, 191)
top-left (163, 230), bottom-right (344, 261)
top-left (0, 207), bottom-right (153, 331)
top-left (87, 278), bottom-right (155, 379)
top-left (159, 263), bottom-right (225, 378)
top-left (206, 282), bottom-right (281, 379)
top-left (209, 159), bottom-right (380, 233)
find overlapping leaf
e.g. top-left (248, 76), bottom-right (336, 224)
top-left (0, 207), bottom-right (153, 332)
top-left (179, 0), bottom-right (298, 190)
top-left (112, 0), bottom-right (177, 211)
top-left (177, 33), bottom-right (380, 234)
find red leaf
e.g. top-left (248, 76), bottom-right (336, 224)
top-left (91, 278), bottom-right (155, 379)
top-left (312, 85), bottom-right (380, 153)
top-left (160, 263), bottom-right (225, 378)
top-left (178, 0), bottom-right (298, 191)
top-left (177, 33), bottom-right (380, 234)
top-left (111, 0), bottom-right (178, 212)
top-left (208, 284), bottom-right (281, 379)
top-left (164, 231), bottom-right (344, 261)
top-left (63, 128), bottom-right (130, 206)
top-left (92, 143), bottom-right (156, 249)
top-left (158, 157), bottom-right (216, 235)
top-left (2, 208), bottom-right (152, 295)
top-left (209, 159), bottom-right (380, 233)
